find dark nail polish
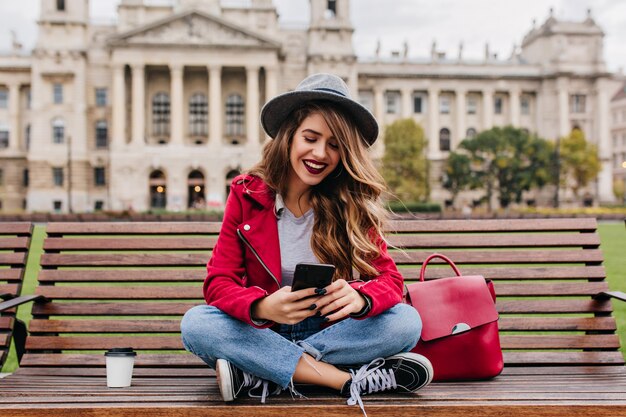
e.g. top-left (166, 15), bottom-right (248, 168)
top-left (323, 316), bottom-right (330, 322)
top-left (314, 311), bottom-right (322, 317)
top-left (315, 288), bottom-right (327, 295)
top-left (308, 303), bottom-right (317, 310)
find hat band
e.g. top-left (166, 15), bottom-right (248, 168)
top-left (312, 87), bottom-right (347, 97)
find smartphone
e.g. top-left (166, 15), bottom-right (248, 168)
top-left (291, 263), bottom-right (335, 292)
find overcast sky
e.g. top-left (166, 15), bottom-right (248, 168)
top-left (1, 0), bottom-right (625, 72)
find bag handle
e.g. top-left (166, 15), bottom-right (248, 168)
top-left (419, 253), bottom-right (462, 282)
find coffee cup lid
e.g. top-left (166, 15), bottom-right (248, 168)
top-left (105, 347), bottom-right (137, 357)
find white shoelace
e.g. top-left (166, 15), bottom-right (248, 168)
top-left (239, 371), bottom-right (282, 403)
top-left (346, 357), bottom-right (397, 417)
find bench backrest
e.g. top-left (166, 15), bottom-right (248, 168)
top-left (0, 222), bottom-right (33, 367)
top-left (20, 218), bottom-right (620, 372)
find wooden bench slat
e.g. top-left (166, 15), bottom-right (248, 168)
top-left (501, 334), bottom-right (621, 349)
top-left (40, 253), bottom-right (208, 267)
top-left (499, 317), bottom-right (617, 332)
top-left (43, 238), bottom-right (218, 251)
top-left (29, 319), bottom-right (183, 333)
top-left (0, 269), bottom-right (24, 281)
top-left (0, 253), bottom-right (27, 266)
top-left (494, 282), bottom-right (609, 296)
top-left (387, 234), bottom-right (601, 249)
top-left (35, 286), bottom-right (203, 300)
top-left (38, 270), bottom-right (205, 282)
top-left (20, 353), bottom-right (205, 367)
top-left (26, 336), bottom-right (184, 350)
top-left (0, 317), bottom-right (15, 329)
top-left (0, 283), bottom-right (20, 296)
top-left (0, 223), bottom-right (34, 235)
top-left (391, 249), bottom-right (605, 264)
top-left (386, 218), bottom-right (598, 233)
top-left (0, 237), bottom-right (31, 250)
top-left (401, 266), bottom-right (606, 280)
top-left (504, 351), bottom-right (625, 365)
top-left (46, 222), bottom-right (222, 235)
top-left (496, 299), bottom-right (613, 314)
top-left (31, 302), bottom-right (198, 316)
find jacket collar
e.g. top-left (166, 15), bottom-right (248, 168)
top-left (239, 174), bottom-right (276, 210)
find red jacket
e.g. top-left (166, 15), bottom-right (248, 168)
top-left (203, 174), bottom-right (405, 328)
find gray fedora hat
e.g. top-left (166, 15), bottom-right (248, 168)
top-left (260, 73), bottom-right (379, 146)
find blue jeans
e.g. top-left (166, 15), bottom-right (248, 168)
top-left (180, 303), bottom-right (422, 389)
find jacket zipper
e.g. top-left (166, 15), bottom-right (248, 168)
top-left (237, 228), bottom-right (281, 290)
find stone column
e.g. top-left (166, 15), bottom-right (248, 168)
top-left (170, 64), bottom-right (184, 145)
top-left (264, 67), bottom-right (278, 141)
top-left (401, 87), bottom-right (412, 119)
top-left (8, 83), bottom-right (20, 151)
top-left (428, 87), bottom-right (440, 158)
top-left (112, 64), bottom-right (126, 148)
top-left (509, 88), bottom-right (521, 127)
top-left (557, 76), bottom-right (569, 137)
top-left (595, 78), bottom-right (614, 202)
top-left (482, 88), bottom-right (493, 131)
top-left (208, 65), bottom-right (222, 145)
top-left (246, 66), bottom-right (260, 151)
top-left (131, 63), bottom-right (145, 146)
top-left (348, 66), bottom-right (359, 99)
top-left (455, 88), bottom-right (466, 148)
top-left (372, 86), bottom-right (385, 158)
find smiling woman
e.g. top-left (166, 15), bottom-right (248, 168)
top-left (180, 73), bottom-right (433, 414)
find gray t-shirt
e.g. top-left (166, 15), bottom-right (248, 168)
top-left (275, 194), bottom-right (319, 287)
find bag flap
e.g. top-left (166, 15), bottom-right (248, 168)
top-left (407, 275), bottom-right (498, 342)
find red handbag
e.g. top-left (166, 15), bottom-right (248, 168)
top-left (405, 253), bottom-right (503, 381)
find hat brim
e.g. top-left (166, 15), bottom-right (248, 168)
top-left (260, 90), bottom-right (379, 146)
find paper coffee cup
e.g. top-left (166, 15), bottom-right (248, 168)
top-left (105, 347), bottom-right (137, 388)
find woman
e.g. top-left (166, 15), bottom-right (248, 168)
top-left (181, 73), bottom-right (432, 412)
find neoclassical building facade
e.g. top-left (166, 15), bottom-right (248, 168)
top-left (0, 0), bottom-right (622, 212)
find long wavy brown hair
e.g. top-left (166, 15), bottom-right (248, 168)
top-left (247, 101), bottom-right (389, 280)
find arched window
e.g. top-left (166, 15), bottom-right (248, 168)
top-left (0, 124), bottom-right (8, 149)
top-left (95, 120), bottom-right (108, 148)
top-left (189, 93), bottom-right (208, 136)
top-left (149, 170), bottom-right (167, 209)
top-left (439, 128), bottom-right (451, 151)
top-left (225, 94), bottom-right (245, 137)
top-left (225, 169), bottom-right (240, 200)
top-left (188, 170), bottom-right (206, 209)
top-left (52, 118), bottom-right (65, 144)
top-left (152, 93), bottom-right (170, 136)
top-left (466, 127), bottom-right (477, 139)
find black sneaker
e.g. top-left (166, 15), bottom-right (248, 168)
top-left (215, 358), bottom-right (282, 403)
top-left (340, 353), bottom-right (433, 412)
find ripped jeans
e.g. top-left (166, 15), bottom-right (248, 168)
top-left (180, 303), bottom-right (422, 389)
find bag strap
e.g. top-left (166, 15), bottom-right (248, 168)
top-left (419, 253), bottom-right (462, 282)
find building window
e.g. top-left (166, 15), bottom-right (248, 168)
top-left (52, 167), bottom-right (64, 186)
top-left (53, 83), bottom-right (63, 104)
top-left (225, 94), bottom-right (245, 137)
top-left (466, 127), bottom-right (477, 138)
top-left (494, 97), bottom-right (503, 114)
top-left (25, 124), bottom-right (31, 150)
top-left (439, 128), bottom-right (451, 151)
top-left (95, 88), bottom-right (107, 107)
top-left (52, 118), bottom-right (65, 144)
top-left (94, 167), bottom-right (106, 186)
top-left (570, 94), bottom-right (586, 113)
top-left (152, 92), bottom-right (170, 136)
top-left (53, 200), bottom-right (62, 212)
top-left (0, 169), bottom-right (3, 185)
top-left (413, 94), bottom-right (424, 114)
top-left (56, 0), bottom-right (65, 11)
top-left (385, 91), bottom-right (400, 114)
top-left (326, 0), bottom-right (337, 18)
top-left (94, 200), bottom-right (104, 211)
top-left (189, 93), bottom-right (208, 136)
top-left (0, 128), bottom-right (8, 148)
top-left (95, 120), bottom-right (108, 148)
top-left (149, 170), bottom-right (167, 209)
top-left (0, 89), bottom-right (7, 108)
top-left (439, 96), bottom-right (450, 114)
top-left (358, 91), bottom-right (374, 112)
top-left (26, 89), bottom-right (31, 109)
top-left (467, 96), bottom-right (477, 115)
top-left (521, 96), bottom-right (530, 115)
top-left (23, 169), bottom-right (29, 187)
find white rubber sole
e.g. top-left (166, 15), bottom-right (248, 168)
top-left (216, 358), bottom-right (235, 402)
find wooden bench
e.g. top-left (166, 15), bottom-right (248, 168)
top-left (0, 222), bottom-right (33, 368)
top-left (1, 218), bottom-right (626, 416)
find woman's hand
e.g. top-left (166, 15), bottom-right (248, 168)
top-left (251, 286), bottom-right (320, 325)
top-left (315, 279), bottom-right (367, 322)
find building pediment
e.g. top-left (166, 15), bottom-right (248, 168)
top-left (108, 9), bottom-right (281, 50)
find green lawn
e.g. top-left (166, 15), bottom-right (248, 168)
top-left (2, 221), bottom-right (625, 373)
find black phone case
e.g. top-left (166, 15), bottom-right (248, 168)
top-left (291, 263), bottom-right (335, 291)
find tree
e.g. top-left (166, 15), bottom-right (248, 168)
top-left (450, 126), bottom-right (554, 211)
top-left (558, 129), bottom-right (601, 200)
top-left (442, 152), bottom-right (472, 207)
top-left (381, 119), bottom-right (429, 202)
